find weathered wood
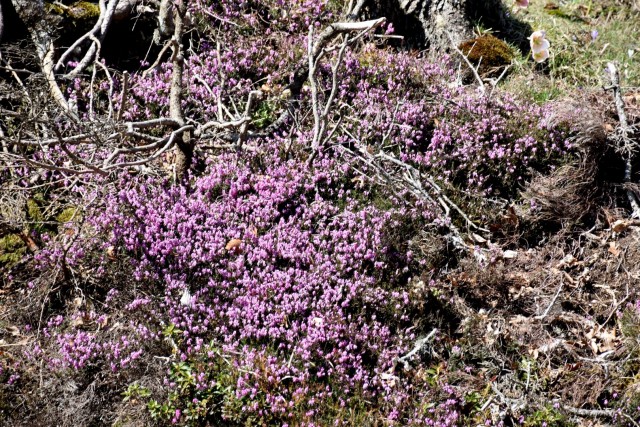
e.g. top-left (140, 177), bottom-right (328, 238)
top-left (9, 0), bottom-right (43, 26)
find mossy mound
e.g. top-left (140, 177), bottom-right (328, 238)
top-left (458, 34), bottom-right (514, 76)
top-left (0, 234), bottom-right (26, 268)
top-left (44, 1), bottom-right (101, 42)
top-left (67, 1), bottom-right (100, 20)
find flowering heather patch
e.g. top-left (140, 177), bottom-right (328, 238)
top-left (7, 27), bottom-right (576, 425)
top-left (118, 0), bottom-right (335, 123)
top-left (20, 143), bottom-right (467, 424)
top-left (340, 47), bottom-right (570, 195)
top-left (0, 0), bottom-right (599, 424)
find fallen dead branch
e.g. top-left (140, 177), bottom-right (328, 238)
top-left (394, 328), bottom-right (438, 371)
top-left (605, 62), bottom-right (640, 218)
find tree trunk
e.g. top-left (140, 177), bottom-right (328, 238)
top-left (9, 0), bottom-right (43, 26)
top-left (167, 0), bottom-right (193, 179)
top-left (365, 0), bottom-right (528, 52)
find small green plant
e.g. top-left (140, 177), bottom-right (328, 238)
top-left (143, 341), bottom-right (238, 425)
top-left (123, 382), bottom-right (151, 403)
top-left (463, 390), bottom-right (483, 411)
top-left (524, 405), bottom-right (572, 427)
top-left (253, 100), bottom-right (277, 129)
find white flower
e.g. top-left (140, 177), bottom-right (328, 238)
top-left (529, 31), bottom-right (549, 51)
top-left (180, 288), bottom-right (193, 307)
top-left (529, 31), bottom-right (550, 62)
top-left (532, 49), bottom-right (549, 63)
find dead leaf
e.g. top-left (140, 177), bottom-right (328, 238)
top-left (611, 219), bottom-right (629, 233)
top-left (598, 328), bottom-right (617, 353)
top-left (106, 246), bottom-right (116, 260)
top-left (260, 83), bottom-right (273, 93)
top-left (505, 206), bottom-right (519, 225)
top-left (470, 233), bottom-right (487, 244)
top-left (503, 250), bottom-right (518, 259)
top-left (5, 326), bottom-right (20, 337)
top-left (608, 242), bottom-right (621, 257)
top-left (379, 372), bottom-right (398, 387)
top-left (557, 254), bottom-right (577, 268)
top-left (586, 325), bottom-right (620, 354)
top-left (225, 238), bottom-right (243, 253)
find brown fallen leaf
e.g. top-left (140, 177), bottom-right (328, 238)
top-left (557, 254), bottom-right (577, 268)
top-left (608, 242), bottom-right (621, 257)
top-left (225, 238), bottom-right (243, 253)
top-left (598, 328), bottom-right (617, 353)
top-left (71, 317), bottom-right (85, 328)
top-left (611, 219), bottom-right (629, 233)
top-left (6, 325), bottom-right (20, 337)
top-left (106, 245), bottom-right (117, 260)
top-left (470, 233), bottom-right (487, 244)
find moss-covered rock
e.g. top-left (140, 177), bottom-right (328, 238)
top-left (458, 34), bottom-right (514, 76)
top-left (44, 1), bottom-right (100, 39)
top-left (67, 1), bottom-right (100, 21)
top-left (45, 0), bottom-right (99, 20)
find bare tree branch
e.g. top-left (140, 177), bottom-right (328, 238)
top-left (605, 62), bottom-right (640, 218)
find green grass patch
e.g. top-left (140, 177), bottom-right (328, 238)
top-left (501, 0), bottom-right (640, 100)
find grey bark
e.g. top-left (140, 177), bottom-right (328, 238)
top-left (9, 0), bottom-right (43, 26)
top-left (168, 0), bottom-right (192, 178)
top-left (0, 1), bottom-right (4, 42)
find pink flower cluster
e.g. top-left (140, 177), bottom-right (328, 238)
top-left (4, 0), bottom-right (575, 424)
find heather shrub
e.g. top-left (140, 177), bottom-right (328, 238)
top-left (340, 46), bottom-right (571, 196)
top-left (0, 1), bottom-right (590, 425)
top-left (8, 46), bottom-right (576, 427)
top-left (22, 142), bottom-right (469, 425)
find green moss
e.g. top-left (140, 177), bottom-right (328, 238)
top-left (56, 207), bottom-right (79, 223)
top-left (0, 235), bottom-right (27, 267)
top-left (253, 101), bottom-right (277, 129)
top-left (26, 199), bottom-right (44, 222)
top-left (44, 2), bottom-right (67, 15)
top-left (68, 1), bottom-right (100, 20)
top-left (45, 1), bottom-right (100, 21)
top-left (458, 34), bottom-right (515, 75)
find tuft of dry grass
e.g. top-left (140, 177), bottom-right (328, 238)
top-left (518, 89), bottom-right (635, 228)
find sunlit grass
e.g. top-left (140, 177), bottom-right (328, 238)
top-left (501, 0), bottom-right (640, 102)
